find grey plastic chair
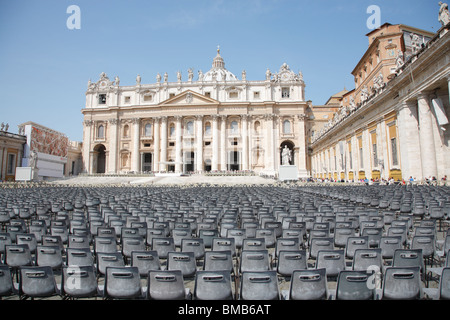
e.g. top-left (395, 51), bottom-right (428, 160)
top-left (167, 251), bottom-right (197, 278)
top-left (131, 250), bottom-right (161, 277)
top-left (379, 236), bottom-right (402, 260)
top-left (5, 244), bottom-right (33, 269)
top-left (19, 266), bottom-right (59, 299)
top-left (277, 250), bottom-right (307, 277)
top-left (315, 249), bottom-right (345, 279)
top-left (103, 266), bottom-right (144, 299)
top-left (0, 264), bottom-right (17, 298)
top-left (345, 236), bottom-right (369, 259)
top-left (151, 237), bottom-right (175, 259)
top-left (148, 270), bottom-right (188, 300)
top-left (240, 250), bottom-right (270, 273)
top-left (240, 271), bottom-right (279, 300)
top-left (181, 238), bottom-right (205, 260)
top-left (352, 248), bottom-right (383, 272)
top-left (36, 245), bottom-right (63, 270)
top-left (194, 270), bottom-right (233, 300)
top-left (204, 250), bottom-right (234, 273)
top-left (61, 265), bottom-right (99, 299)
top-left (96, 252), bottom-right (125, 276)
top-left (382, 266), bottom-right (422, 300)
top-left (66, 247), bottom-right (94, 267)
top-left (336, 270), bottom-right (375, 300)
top-left (289, 268), bottom-right (329, 300)
top-left (439, 267), bottom-right (450, 300)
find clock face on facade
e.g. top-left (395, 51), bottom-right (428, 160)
top-left (281, 73), bottom-right (289, 81)
top-left (100, 81), bottom-right (107, 88)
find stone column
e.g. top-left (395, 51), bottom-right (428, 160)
top-left (296, 114), bottom-right (307, 176)
top-left (220, 115), bottom-right (227, 171)
top-left (264, 114), bottom-right (275, 172)
top-left (175, 116), bottom-right (182, 173)
top-left (108, 118), bottom-right (118, 173)
top-left (131, 118), bottom-right (140, 172)
top-left (196, 115), bottom-right (203, 172)
top-left (153, 117), bottom-right (160, 172)
top-left (83, 120), bottom-right (93, 174)
top-left (160, 116), bottom-right (168, 171)
top-left (241, 115), bottom-right (249, 171)
top-left (417, 93), bottom-right (438, 179)
top-left (212, 115), bottom-right (219, 171)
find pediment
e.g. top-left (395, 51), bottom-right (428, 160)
top-left (160, 90), bottom-right (219, 106)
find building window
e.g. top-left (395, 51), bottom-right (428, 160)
top-left (232, 139), bottom-right (238, 146)
top-left (97, 125), bottom-right (104, 139)
top-left (281, 87), bottom-right (290, 98)
top-left (283, 120), bottom-right (291, 134)
top-left (143, 95), bottom-right (153, 102)
top-left (124, 96), bottom-right (131, 104)
top-left (144, 123), bottom-right (152, 137)
top-left (7, 154), bottom-right (16, 175)
top-left (205, 122), bottom-right (211, 136)
top-left (254, 121), bottom-right (261, 134)
top-left (205, 141), bottom-right (211, 146)
top-left (169, 142), bottom-right (175, 147)
top-left (254, 91), bottom-right (260, 99)
top-left (204, 92), bottom-right (211, 98)
top-left (186, 121), bottom-right (194, 135)
top-left (230, 121), bottom-right (239, 134)
top-left (169, 124), bottom-right (175, 137)
top-left (169, 93), bottom-right (175, 98)
top-left (99, 94), bottom-right (106, 104)
top-left (229, 91), bottom-right (238, 99)
top-left (391, 138), bottom-right (398, 166)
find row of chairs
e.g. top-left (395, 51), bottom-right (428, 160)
top-left (2, 263), bottom-right (449, 300)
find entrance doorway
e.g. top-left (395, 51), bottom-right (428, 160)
top-left (229, 151), bottom-right (240, 171)
top-left (142, 153), bottom-right (152, 172)
top-left (94, 144), bottom-right (106, 173)
top-left (184, 152), bottom-right (195, 173)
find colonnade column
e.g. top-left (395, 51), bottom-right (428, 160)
top-left (264, 114), bottom-right (275, 172)
top-left (212, 115), bottom-right (219, 171)
top-left (153, 117), bottom-right (160, 172)
top-left (241, 114), bottom-right (249, 171)
top-left (108, 118), bottom-right (118, 173)
top-left (83, 120), bottom-right (93, 174)
top-left (196, 115), bottom-right (203, 172)
top-left (160, 116), bottom-right (168, 172)
top-left (175, 116), bottom-right (182, 173)
top-left (417, 93), bottom-right (438, 179)
top-left (131, 118), bottom-right (140, 172)
top-left (220, 115), bottom-right (227, 171)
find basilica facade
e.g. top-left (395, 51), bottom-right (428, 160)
top-left (81, 49), bottom-right (309, 177)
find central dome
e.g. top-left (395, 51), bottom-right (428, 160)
top-left (202, 47), bottom-right (239, 82)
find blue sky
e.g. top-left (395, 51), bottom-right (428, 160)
top-left (0, 0), bottom-right (440, 141)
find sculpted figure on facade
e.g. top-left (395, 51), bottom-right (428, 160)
top-left (396, 50), bottom-right (405, 72)
top-left (439, 2), bottom-right (450, 26)
top-left (156, 73), bottom-right (161, 83)
top-left (115, 76), bottom-right (120, 86)
top-left (136, 74), bottom-right (141, 85)
top-left (164, 72), bottom-right (168, 82)
top-left (29, 151), bottom-right (38, 169)
top-left (373, 73), bottom-right (384, 95)
top-left (410, 33), bottom-right (422, 54)
top-left (198, 70), bottom-right (204, 81)
top-left (281, 145), bottom-right (292, 165)
top-left (188, 68), bottom-right (194, 82)
top-left (177, 71), bottom-right (182, 82)
top-left (266, 68), bottom-right (271, 81)
top-left (361, 85), bottom-right (369, 103)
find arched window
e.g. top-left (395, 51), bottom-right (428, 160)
top-left (123, 124), bottom-right (129, 137)
top-left (230, 121), bottom-right (238, 134)
top-left (169, 123), bottom-right (175, 137)
top-left (144, 123), bottom-right (152, 137)
top-left (205, 122), bottom-right (211, 136)
top-left (186, 121), bottom-right (194, 135)
top-left (97, 125), bottom-right (104, 139)
top-left (283, 120), bottom-right (291, 134)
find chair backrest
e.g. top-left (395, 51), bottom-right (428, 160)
top-left (345, 236), bottom-right (369, 259)
top-left (226, 229), bottom-right (246, 249)
top-left (289, 268), bottom-right (328, 300)
top-left (104, 266), bottom-right (142, 299)
top-left (36, 245), bottom-right (63, 269)
top-left (361, 227), bottom-right (383, 248)
top-left (131, 250), bottom-right (161, 276)
top-left (181, 238), bottom-right (205, 260)
top-left (240, 271), bottom-right (279, 300)
top-left (66, 247), bottom-right (94, 267)
top-left (194, 270), bottom-right (233, 300)
top-left (62, 265), bottom-right (98, 298)
top-left (0, 232), bottom-right (12, 255)
top-left (309, 237), bottom-right (334, 260)
top-left (5, 244), bottom-right (32, 268)
top-left (316, 249), bottom-right (345, 278)
top-left (275, 238), bottom-right (300, 258)
top-left (19, 266), bottom-right (58, 298)
top-left (242, 238), bottom-right (266, 251)
top-left (352, 248), bottom-right (382, 272)
top-left (379, 236), bottom-right (402, 259)
top-left (172, 228), bottom-right (192, 248)
top-left (94, 236), bottom-right (118, 254)
top-left (42, 235), bottom-right (64, 252)
top-left (96, 252), bottom-right (125, 276)
top-left (333, 227), bottom-right (355, 248)
top-left (0, 264), bottom-right (15, 297)
top-left (411, 235), bottom-right (435, 258)
top-left (387, 226), bottom-right (408, 245)
top-left (203, 250), bottom-right (234, 273)
top-left (148, 270), bottom-right (187, 300)
top-left (336, 270), bottom-right (375, 300)
top-left (392, 249), bottom-right (425, 273)
top-left (277, 250), bottom-right (307, 277)
top-left (68, 234), bottom-right (91, 249)
top-left (240, 250), bottom-right (270, 273)
top-left (382, 266), bottom-right (422, 300)
top-left (198, 229), bottom-right (220, 249)
top-left (121, 236), bottom-right (146, 258)
top-left (211, 238), bottom-right (235, 256)
top-left (440, 267), bottom-right (450, 300)
top-left (16, 233), bottom-right (37, 253)
top-left (151, 237), bottom-right (175, 259)
top-left (167, 251), bottom-right (197, 278)
top-left (255, 229), bottom-right (276, 248)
